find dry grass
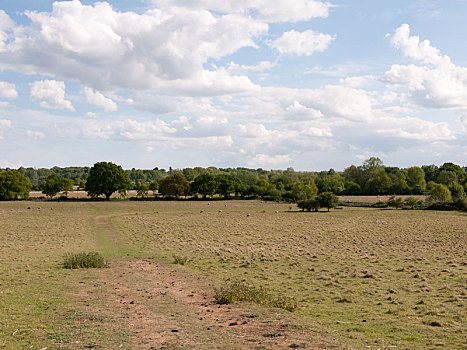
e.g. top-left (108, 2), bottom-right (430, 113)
top-left (112, 201), bottom-right (466, 350)
top-left (0, 200), bottom-right (465, 349)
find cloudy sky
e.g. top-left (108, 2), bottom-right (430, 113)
top-left (0, 0), bottom-right (466, 170)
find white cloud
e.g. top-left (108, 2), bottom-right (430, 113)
top-left (83, 87), bottom-right (117, 112)
top-left (271, 29), bottom-right (334, 56)
top-left (0, 82), bottom-right (18, 99)
top-left (86, 112), bottom-right (98, 118)
top-left (1, 1), bottom-right (265, 96)
top-left (247, 154), bottom-right (291, 167)
top-left (30, 80), bottom-right (75, 111)
top-left (26, 130), bottom-right (45, 139)
top-left (150, 0), bottom-right (332, 23)
top-left (0, 10), bottom-right (14, 52)
top-left (383, 24), bottom-right (467, 110)
top-left (0, 119), bottom-right (12, 139)
top-left (227, 61), bottom-right (275, 74)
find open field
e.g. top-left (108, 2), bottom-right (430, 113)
top-left (0, 200), bottom-right (465, 349)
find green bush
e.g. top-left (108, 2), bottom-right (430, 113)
top-left (214, 280), bottom-right (297, 312)
top-left (63, 252), bottom-right (107, 269)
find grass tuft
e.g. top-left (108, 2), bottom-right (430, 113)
top-left (172, 254), bottom-right (188, 265)
top-left (62, 252), bottom-right (107, 269)
top-left (214, 280), bottom-right (297, 312)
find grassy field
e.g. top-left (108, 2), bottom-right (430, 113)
top-left (0, 200), bottom-right (465, 349)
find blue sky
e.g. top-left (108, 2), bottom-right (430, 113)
top-left (0, 0), bottom-right (466, 170)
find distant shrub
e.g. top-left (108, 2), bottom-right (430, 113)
top-left (172, 254), bottom-right (188, 265)
top-left (63, 252), bottom-right (107, 269)
top-left (403, 197), bottom-right (425, 210)
top-left (387, 195), bottom-right (403, 209)
top-left (214, 280), bottom-right (297, 312)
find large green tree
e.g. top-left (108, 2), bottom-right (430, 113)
top-left (191, 173), bottom-right (217, 198)
top-left (159, 173), bottom-right (190, 198)
top-left (85, 162), bottom-right (131, 200)
top-left (317, 192), bottom-right (339, 211)
top-left (215, 174), bottom-right (245, 198)
top-left (0, 170), bottom-right (31, 200)
top-left (41, 173), bottom-right (73, 198)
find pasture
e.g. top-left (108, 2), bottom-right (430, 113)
top-left (0, 200), bottom-right (465, 349)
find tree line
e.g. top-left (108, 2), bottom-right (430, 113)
top-left (0, 158), bottom-right (465, 204)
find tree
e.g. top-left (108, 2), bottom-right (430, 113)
top-left (363, 171), bottom-right (392, 194)
top-left (406, 166), bottom-right (426, 193)
top-left (215, 174), bottom-right (245, 198)
top-left (85, 162), bottom-right (131, 200)
top-left (317, 192), bottom-right (339, 211)
top-left (136, 182), bottom-right (149, 198)
top-left (291, 182), bottom-right (317, 201)
top-left (159, 173), bottom-right (189, 198)
top-left (0, 170), bottom-right (31, 200)
top-left (428, 184), bottom-right (452, 203)
top-left (317, 175), bottom-right (344, 194)
top-left (191, 173), bottom-right (217, 198)
top-left (41, 173), bottom-right (73, 198)
top-left (297, 197), bottom-right (320, 212)
top-left (148, 181), bottom-right (159, 195)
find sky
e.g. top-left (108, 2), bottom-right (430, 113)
top-left (0, 0), bottom-right (466, 171)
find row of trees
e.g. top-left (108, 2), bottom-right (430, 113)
top-left (0, 159), bottom-right (465, 202)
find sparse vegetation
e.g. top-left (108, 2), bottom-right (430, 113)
top-left (172, 254), bottom-right (188, 265)
top-left (62, 252), bottom-right (107, 269)
top-left (215, 280), bottom-right (297, 312)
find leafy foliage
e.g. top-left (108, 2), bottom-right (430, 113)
top-left (41, 173), bottom-right (73, 198)
top-left (85, 162), bottom-right (131, 200)
top-left (159, 173), bottom-right (189, 198)
top-left (0, 170), bottom-right (31, 200)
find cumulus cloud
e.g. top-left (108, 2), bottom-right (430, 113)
top-left (83, 87), bottom-right (117, 112)
top-left (26, 130), bottom-right (45, 139)
top-left (383, 24), bottom-right (467, 110)
top-left (0, 1), bottom-right (265, 96)
top-left (0, 82), bottom-right (18, 99)
top-left (150, 0), bottom-right (332, 23)
top-left (0, 119), bottom-right (12, 139)
top-left (271, 30), bottom-right (334, 56)
top-left (30, 80), bottom-right (75, 111)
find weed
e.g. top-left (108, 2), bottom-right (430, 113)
top-left (214, 280), bottom-right (297, 311)
top-left (62, 252), bottom-right (107, 269)
top-left (262, 332), bottom-right (284, 337)
top-left (172, 254), bottom-right (188, 265)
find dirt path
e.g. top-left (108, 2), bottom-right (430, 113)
top-left (69, 212), bottom-right (340, 349)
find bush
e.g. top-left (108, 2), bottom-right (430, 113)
top-left (214, 280), bottom-right (297, 312)
top-left (297, 197), bottom-right (319, 211)
top-left (404, 197), bottom-right (425, 210)
top-left (63, 252), bottom-right (107, 269)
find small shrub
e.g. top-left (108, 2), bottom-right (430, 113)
top-left (172, 255), bottom-right (188, 265)
top-left (214, 280), bottom-right (297, 311)
top-left (63, 252), bottom-right (107, 269)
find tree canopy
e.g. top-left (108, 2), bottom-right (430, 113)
top-left (0, 170), bottom-right (31, 200)
top-left (41, 173), bottom-right (73, 198)
top-left (85, 162), bottom-right (131, 200)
